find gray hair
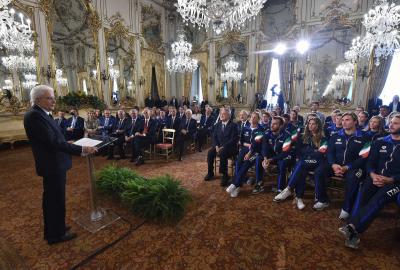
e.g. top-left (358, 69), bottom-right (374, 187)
top-left (30, 85), bottom-right (53, 105)
top-left (185, 109), bottom-right (193, 115)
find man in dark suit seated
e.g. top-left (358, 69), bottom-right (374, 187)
top-left (133, 108), bottom-right (157, 165)
top-left (367, 97), bottom-right (382, 117)
top-left (65, 109), bottom-right (84, 141)
top-left (196, 106), bottom-right (215, 152)
top-left (24, 85), bottom-right (97, 245)
top-left (97, 109), bottom-right (116, 136)
top-left (204, 108), bottom-right (238, 186)
top-left (54, 110), bottom-right (68, 136)
top-left (107, 110), bottom-right (130, 160)
top-left (125, 109), bottom-right (144, 162)
top-left (170, 96), bottom-right (179, 109)
top-left (176, 109), bottom-right (197, 161)
top-left (166, 107), bottom-right (181, 131)
top-left (156, 110), bottom-right (168, 142)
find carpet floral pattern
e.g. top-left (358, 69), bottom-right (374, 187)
top-left (0, 146), bottom-right (399, 269)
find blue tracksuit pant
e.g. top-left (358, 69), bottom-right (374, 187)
top-left (349, 176), bottom-right (400, 233)
top-left (287, 159), bottom-right (328, 202)
top-left (233, 154), bottom-right (263, 187)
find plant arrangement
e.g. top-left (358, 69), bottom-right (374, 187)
top-left (96, 165), bottom-right (191, 223)
top-left (57, 92), bottom-right (106, 110)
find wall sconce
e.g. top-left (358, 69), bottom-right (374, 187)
top-left (248, 74), bottom-right (256, 85)
top-left (100, 70), bottom-right (110, 83)
top-left (358, 66), bottom-right (370, 81)
top-left (41, 65), bottom-right (55, 80)
top-left (90, 69), bottom-right (98, 79)
top-left (208, 76), bottom-right (214, 86)
top-left (139, 76), bottom-right (145, 86)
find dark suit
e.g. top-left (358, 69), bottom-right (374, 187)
top-left (169, 98), bottom-right (179, 108)
top-left (176, 118), bottom-right (197, 159)
top-left (24, 105), bottom-right (82, 241)
top-left (389, 101), bottom-right (399, 113)
top-left (54, 117), bottom-right (68, 137)
top-left (145, 97), bottom-right (154, 108)
top-left (197, 114), bottom-right (215, 150)
top-left (65, 116), bottom-right (84, 141)
top-left (160, 99), bottom-right (168, 108)
top-left (367, 97), bottom-right (382, 117)
top-left (98, 116), bottom-right (117, 136)
top-left (108, 117), bottom-right (131, 158)
top-left (134, 118), bottom-right (157, 158)
top-left (166, 115), bottom-right (181, 131)
top-left (207, 120), bottom-right (238, 176)
top-left (126, 117), bottom-right (144, 160)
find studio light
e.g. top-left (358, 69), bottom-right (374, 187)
top-left (296, 40), bottom-right (310, 54)
top-left (274, 43), bottom-right (287, 55)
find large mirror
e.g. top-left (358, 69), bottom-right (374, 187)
top-left (216, 36), bottom-right (248, 104)
top-left (105, 21), bottom-right (136, 106)
top-left (49, 0), bottom-right (100, 97)
top-left (0, 1), bottom-right (37, 106)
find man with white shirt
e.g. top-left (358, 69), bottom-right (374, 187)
top-left (379, 105), bottom-right (390, 128)
top-left (389, 95), bottom-right (399, 113)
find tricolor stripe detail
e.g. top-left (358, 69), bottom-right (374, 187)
top-left (359, 142), bottom-right (371, 158)
top-left (318, 141), bottom-right (328, 153)
top-left (282, 137), bottom-right (291, 152)
top-left (291, 130), bottom-right (298, 142)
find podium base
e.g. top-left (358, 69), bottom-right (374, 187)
top-left (74, 208), bottom-right (120, 233)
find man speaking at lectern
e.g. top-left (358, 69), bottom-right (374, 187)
top-left (24, 85), bottom-right (97, 245)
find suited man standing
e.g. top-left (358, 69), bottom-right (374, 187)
top-left (65, 109), bottom-right (84, 141)
top-left (145, 95), bottom-right (154, 108)
top-left (204, 108), bottom-right (238, 186)
top-left (54, 111), bottom-right (68, 136)
top-left (24, 85), bottom-right (97, 245)
top-left (169, 96), bottom-right (179, 109)
top-left (176, 109), bottom-right (197, 161)
top-left (367, 96), bottom-right (382, 117)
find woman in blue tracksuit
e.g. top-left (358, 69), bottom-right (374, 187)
top-left (364, 115), bottom-right (387, 141)
top-left (274, 117), bottom-right (329, 210)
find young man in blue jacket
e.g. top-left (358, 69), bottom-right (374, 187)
top-left (327, 112), bottom-right (370, 214)
top-left (260, 116), bottom-right (293, 193)
top-left (339, 115), bottom-right (400, 249)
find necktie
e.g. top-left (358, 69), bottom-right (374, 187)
top-left (145, 119), bottom-right (148, 128)
top-left (72, 117), bottom-right (76, 128)
top-left (58, 118), bottom-right (62, 125)
top-left (105, 117), bottom-right (109, 127)
top-left (222, 123), bottom-right (225, 132)
top-left (119, 119), bottom-right (122, 129)
top-left (186, 119), bottom-right (189, 128)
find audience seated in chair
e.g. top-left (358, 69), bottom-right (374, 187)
top-left (65, 109), bottom-right (84, 141)
top-left (204, 108), bottom-right (238, 186)
top-left (176, 109), bottom-right (197, 161)
top-left (133, 108), bottom-right (157, 166)
top-left (339, 115), bottom-right (400, 249)
top-left (196, 106), bottom-right (215, 152)
top-left (108, 110), bottom-right (130, 160)
top-left (125, 109), bottom-right (144, 162)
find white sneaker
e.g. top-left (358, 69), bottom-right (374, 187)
top-left (339, 209), bottom-right (350, 220)
top-left (295, 198), bottom-right (306, 210)
top-left (313, 201), bottom-right (329, 211)
top-left (230, 187), bottom-right (240, 197)
top-left (226, 184), bottom-right (236, 194)
top-left (273, 187), bottom-right (292, 202)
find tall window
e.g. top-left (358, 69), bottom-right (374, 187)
top-left (380, 50), bottom-right (400, 105)
top-left (190, 66), bottom-right (203, 103)
top-left (82, 79), bottom-right (88, 95)
top-left (222, 81), bottom-right (228, 98)
top-left (264, 58), bottom-right (281, 108)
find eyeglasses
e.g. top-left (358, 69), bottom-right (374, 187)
top-left (41, 96), bottom-right (56, 101)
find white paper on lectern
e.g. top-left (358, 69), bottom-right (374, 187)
top-left (73, 138), bottom-right (103, 147)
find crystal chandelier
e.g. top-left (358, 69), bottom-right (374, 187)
top-left (2, 78), bottom-right (12, 90)
top-left (166, 34), bottom-right (198, 73)
top-left (221, 56), bottom-right (242, 81)
top-left (1, 55), bottom-right (36, 71)
top-left (333, 62), bottom-right (354, 82)
top-left (55, 69), bottom-right (68, 87)
top-left (175, 0), bottom-right (268, 34)
top-left (22, 73), bottom-right (37, 89)
top-left (108, 58), bottom-right (120, 79)
top-left (0, 0), bottom-right (34, 53)
top-left (344, 36), bottom-right (372, 63)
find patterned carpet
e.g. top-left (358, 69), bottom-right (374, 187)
top-left (0, 145), bottom-right (399, 270)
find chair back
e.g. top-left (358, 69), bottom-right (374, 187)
top-left (162, 128), bottom-right (175, 144)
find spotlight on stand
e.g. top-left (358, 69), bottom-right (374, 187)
top-left (274, 43), bottom-right (287, 55)
top-left (296, 40), bottom-right (310, 54)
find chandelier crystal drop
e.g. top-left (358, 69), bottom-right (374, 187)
top-left (166, 34), bottom-right (198, 73)
top-left (3, 78), bottom-right (12, 90)
top-left (175, 0), bottom-right (268, 34)
top-left (55, 69), bottom-right (68, 87)
top-left (362, 0), bottom-right (400, 65)
top-left (1, 55), bottom-right (36, 71)
top-left (221, 55), bottom-right (242, 81)
top-left (22, 73), bottom-right (37, 89)
top-left (0, 0), bottom-right (34, 53)
top-left (344, 36), bottom-right (372, 63)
